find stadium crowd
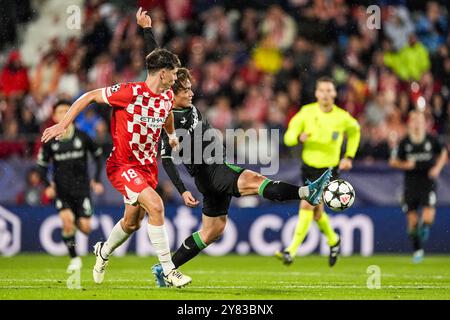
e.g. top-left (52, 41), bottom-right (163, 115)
top-left (0, 0), bottom-right (449, 204)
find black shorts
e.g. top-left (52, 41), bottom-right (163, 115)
top-left (55, 194), bottom-right (94, 219)
top-left (402, 181), bottom-right (437, 213)
top-left (301, 164), bottom-right (339, 185)
top-left (194, 162), bottom-right (245, 217)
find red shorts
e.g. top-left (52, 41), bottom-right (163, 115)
top-left (106, 160), bottom-right (158, 205)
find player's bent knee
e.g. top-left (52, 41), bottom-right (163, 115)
top-left (123, 220), bottom-right (141, 233)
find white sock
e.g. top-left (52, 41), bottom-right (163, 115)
top-left (299, 186), bottom-right (310, 199)
top-left (147, 224), bottom-right (175, 275)
top-left (101, 220), bottom-right (130, 259)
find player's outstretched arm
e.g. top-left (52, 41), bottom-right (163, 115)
top-left (429, 148), bottom-right (448, 178)
top-left (41, 89), bottom-right (104, 143)
top-left (136, 7), bottom-right (159, 55)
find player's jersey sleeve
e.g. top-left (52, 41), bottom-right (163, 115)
top-left (36, 142), bottom-right (51, 168)
top-left (431, 136), bottom-right (444, 155)
top-left (101, 83), bottom-right (133, 108)
top-left (343, 112), bottom-right (361, 158)
top-left (160, 131), bottom-right (188, 195)
top-left (36, 142), bottom-right (51, 185)
top-left (143, 28), bottom-right (159, 55)
top-left (284, 108), bottom-right (304, 147)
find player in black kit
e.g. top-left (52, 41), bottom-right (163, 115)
top-left (37, 100), bottom-right (104, 271)
top-left (135, 9), bottom-right (332, 286)
top-left (390, 111), bottom-right (448, 263)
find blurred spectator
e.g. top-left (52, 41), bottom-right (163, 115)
top-left (0, 119), bottom-right (26, 159)
top-left (357, 124), bottom-right (391, 162)
top-left (207, 96), bottom-right (234, 133)
top-left (384, 35), bottom-right (430, 81)
top-left (94, 120), bottom-right (113, 160)
top-left (31, 51), bottom-right (62, 97)
top-left (384, 6), bottom-right (415, 51)
top-left (0, 51), bottom-right (30, 98)
top-left (260, 5), bottom-right (297, 50)
top-left (16, 168), bottom-right (50, 206)
top-left (415, 1), bottom-right (448, 54)
top-left (76, 108), bottom-right (102, 139)
top-left (252, 36), bottom-right (283, 74)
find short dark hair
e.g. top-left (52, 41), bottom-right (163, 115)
top-left (53, 99), bottom-right (72, 113)
top-left (173, 68), bottom-right (193, 94)
top-left (145, 48), bottom-right (181, 74)
top-left (316, 76), bottom-right (336, 88)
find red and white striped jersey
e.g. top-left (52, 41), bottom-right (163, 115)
top-left (101, 82), bottom-right (173, 166)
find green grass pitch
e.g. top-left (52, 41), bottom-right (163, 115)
top-left (1, 254), bottom-right (449, 300)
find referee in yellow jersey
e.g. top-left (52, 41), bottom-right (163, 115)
top-left (275, 76), bottom-right (361, 266)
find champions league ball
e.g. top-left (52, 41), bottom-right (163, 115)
top-left (323, 179), bottom-right (355, 212)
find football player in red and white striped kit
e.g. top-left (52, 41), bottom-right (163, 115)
top-left (42, 48), bottom-right (192, 288)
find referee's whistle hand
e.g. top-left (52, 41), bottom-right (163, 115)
top-left (339, 158), bottom-right (353, 171)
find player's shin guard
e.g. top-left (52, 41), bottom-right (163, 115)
top-left (316, 212), bottom-right (338, 246)
top-left (286, 209), bottom-right (314, 256)
top-left (172, 231), bottom-right (208, 268)
top-left (147, 224), bottom-right (175, 275)
top-left (101, 220), bottom-right (130, 259)
top-left (62, 232), bottom-right (77, 258)
top-left (259, 179), bottom-right (302, 202)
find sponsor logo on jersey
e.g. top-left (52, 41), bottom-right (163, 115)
top-left (54, 150), bottom-right (85, 161)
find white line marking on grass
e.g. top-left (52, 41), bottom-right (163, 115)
top-left (2, 284), bottom-right (450, 290)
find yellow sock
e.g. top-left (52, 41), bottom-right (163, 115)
top-left (316, 211), bottom-right (338, 246)
top-left (286, 208), bottom-right (314, 257)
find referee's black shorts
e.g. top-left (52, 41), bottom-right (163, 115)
top-left (301, 163), bottom-right (339, 185)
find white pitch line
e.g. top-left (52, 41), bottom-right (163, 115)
top-left (2, 284), bottom-right (450, 290)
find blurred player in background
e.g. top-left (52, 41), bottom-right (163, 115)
top-left (41, 48), bottom-right (192, 288)
top-left (37, 100), bottom-right (104, 271)
top-left (275, 77), bottom-right (361, 267)
top-left (389, 111), bottom-right (448, 263)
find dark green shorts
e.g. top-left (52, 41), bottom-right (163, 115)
top-left (194, 162), bottom-right (245, 217)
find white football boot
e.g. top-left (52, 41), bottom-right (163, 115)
top-left (93, 242), bottom-right (109, 284)
top-left (163, 269), bottom-right (192, 288)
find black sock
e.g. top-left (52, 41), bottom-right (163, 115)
top-left (259, 179), bottom-right (300, 202)
top-left (62, 233), bottom-right (77, 258)
top-left (172, 231), bottom-right (208, 268)
top-left (408, 229), bottom-right (422, 251)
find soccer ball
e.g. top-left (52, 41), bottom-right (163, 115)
top-left (322, 179), bottom-right (355, 212)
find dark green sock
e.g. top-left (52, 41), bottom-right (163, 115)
top-left (172, 231), bottom-right (208, 268)
top-left (259, 178), bottom-right (300, 202)
top-left (62, 233), bottom-right (77, 258)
